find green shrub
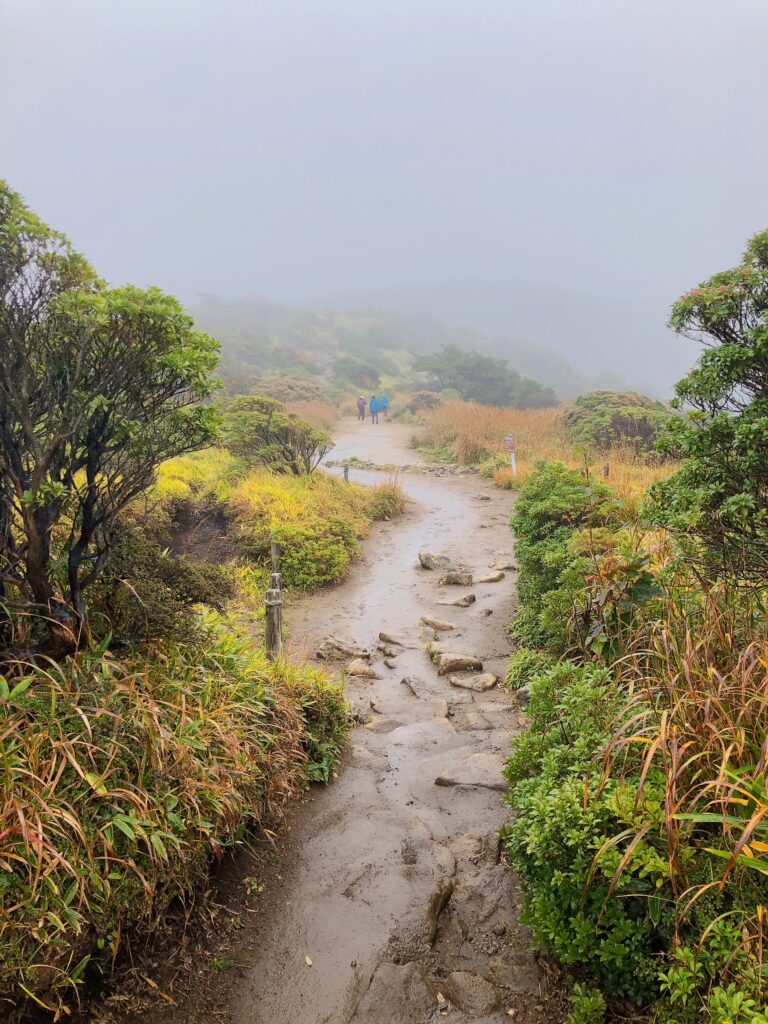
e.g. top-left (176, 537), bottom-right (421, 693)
top-left (504, 647), bottom-right (554, 689)
top-left (502, 662), bottom-right (669, 1006)
top-left (480, 451), bottom-right (511, 478)
top-left (566, 984), bottom-right (606, 1024)
top-left (562, 390), bottom-right (672, 455)
top-left (89, 518), bottom-right (235, 643)
top-left (222, 394), bottom-right (333, 474)
top-left (272, 517), bottom-right (357, 588)
top-left (0, 616), bottom-right (348, 1013)
top-left (509, 462), bottom-right (613, 654)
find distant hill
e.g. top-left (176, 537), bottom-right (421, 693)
top-left (191, 293), bottom-right (628, 400)
top-left (311, 278), bottom-right (699, 398)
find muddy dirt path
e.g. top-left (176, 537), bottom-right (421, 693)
top-left (111, 422), bottom-right (565, 1024)
top-left (223, 422), bottom-right (563, 1024)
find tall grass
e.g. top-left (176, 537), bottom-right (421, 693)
top-left (0, 617), bottom-right (348, 1014)
top-left (417, 399), bottom-right (673, 499)
top-left (284, 399), bottom-right (339, 431)
top-left (611, 595), bottom-right (768, 905)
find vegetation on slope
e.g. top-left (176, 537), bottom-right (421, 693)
top-left (561, 390), bottom-right (672, 454)
top-left (0, 184), bottom-right (383, 1017)
top-left (415, 399), bottom-right (673, 499)
top-left (0, 619), bottom-right (348, 1014)
top-left (503, 229), bottom-right (768, 1023)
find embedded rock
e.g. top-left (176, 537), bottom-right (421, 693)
top-left (449, 672), bottom-right (498, 692)
top-left (439, 570), bottom-right (474, 586)
top-left (418, 551), bottom-right (458, 570)
top-left (347, 658), bottom-right (379, 679)
top-left (442, 972), bottom-right (500, 1016)
top-left (437, 593), bottom-right (477, 607)
top-left (317, 635), bottom-right (369, 660)
top-left (478, 570), bottom-right (505, 584)
top-left (437, 652), bottom-right (483, 675)
top-left (419, 616), bottom-right (457, 631)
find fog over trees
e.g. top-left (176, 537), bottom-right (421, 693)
top-left (3, 0), bottom-right (767, 393)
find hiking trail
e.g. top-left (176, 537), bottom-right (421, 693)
top-left (114, 421), bottom-right (566, 1024)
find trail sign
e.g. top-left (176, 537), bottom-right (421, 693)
top-left (503, 435), bottom-right (517, 476)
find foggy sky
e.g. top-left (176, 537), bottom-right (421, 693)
top-left (2, 0), bottom-right (767, 384)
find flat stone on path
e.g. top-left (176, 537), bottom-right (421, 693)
top-left (437, 593), bottom-right (476, 607)
top-left (317, 635), bottom-right (369, 660)
top-left (419, 615), bottom-right (457, 631)
top-left (437, 652), bottom-right (484, 675)
top-left (449, 672), bottom-right (498, 692)
top-left (435, 752), bottom-right (506, 791)
top-left (439, 570), bottom-right (474, 586)
top-left (418, 551), bottom-right (458, 570)
top-left (477, 570), bottom-right (506, 583)
top-left (347, 658), bottom-right (379, 678)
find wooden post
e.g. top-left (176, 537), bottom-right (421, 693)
top-left (265, 570), bottom-right (283, 662)
top-left (343, 464), bottom-right (349, 483)
top-left (270, 538), bottom-right (281, 573)
top-left (603, 463), bottom-right (610, 479)
top-left (504, 434), bottom-right (516, 476)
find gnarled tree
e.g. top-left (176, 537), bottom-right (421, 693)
top-left (0, 182), bottom-right (219, 654)
top-left (221, 395), bottom-right (333, 474)
top-left (648, 228), bottom-right (768, 581)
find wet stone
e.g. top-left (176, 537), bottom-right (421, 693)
top-left (449, 672), bottom-right (498, 692)
top-left (419, 551), bottom-right (459, 570)
top-left (347, 658), bottom-right (379, 678)
top-left (477, 570), bottom-right (506, 584)
top-left (435, 752), bottom-right (506, 791)
top-left (437, 592), bottom-right (477, 607)
top-left (439, 570), bottom-right (474, 586)
top-left (419, 615), bottom-right (457, 631)
top-left (437, 653), bottom-right (484, 676)
top-left (317, 635), bottom-right (369, 660)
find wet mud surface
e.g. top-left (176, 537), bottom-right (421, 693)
top-left (95, 423), bottom-right (567, 1024)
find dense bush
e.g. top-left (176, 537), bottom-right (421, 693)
top-left (647, 229), bottom-right (768, 584)
top-left (504, 647), bottom-right (553, 689)
top-left (414, 344), bottom-right (557, 408)
top-left (509, 461), bottom-right (613, 653)
top-left (272, 518), bottom-right (357, 588)
top-left (156, 451), bottom-right (405, 592)
top-left (89, 518), bottom-right (235, 643)
top-left (562, 391), bottom-right (672, 455)
top-left (505, 460), bottom-right (768, 1021)
top-left (0, 616), bottom-right (349, 1014)
top-left (222, 394), bottom-right (333, 474)
top-left (503, 662), bottom-right (668, 1005)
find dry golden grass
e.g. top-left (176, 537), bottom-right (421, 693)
top-left (418, 399), bottom-right (675, 500)
top-left (285, 399), bottom-right (339, 430)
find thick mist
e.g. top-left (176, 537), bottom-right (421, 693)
top-left (3, 0), bottom-right (767, 392)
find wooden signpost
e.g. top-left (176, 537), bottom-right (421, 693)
top-left (266, 539), bottom-right (283, 661)
top-left (503, 434), bottom-right (517, 476)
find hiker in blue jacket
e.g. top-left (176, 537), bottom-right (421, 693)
top-left (369, 394), bottom-right (381, 424)
top-left (381, 393), bottom-right (390, 418)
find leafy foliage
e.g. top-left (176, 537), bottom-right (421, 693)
top-left (88, 518), bottom-right (235, 643)
top-left (0, 181), bottom-right (219, 653)
top-left (221, 394), bottom-right (333, 475)
top-left (414, 344), bottom-right (557, 408)
top-left (647, 228), bottom-right (768, 582)
top-left (505, 459), bottom-right (768, 1020)
top-left (562, 390), bottom-right (672, 454)
top-left (0, 616), bottom-right (348, 1013)
top-left (509, 461), bottom-right (613, 652)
